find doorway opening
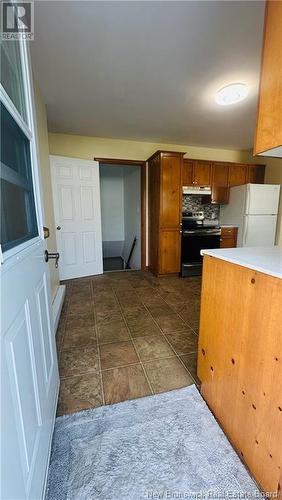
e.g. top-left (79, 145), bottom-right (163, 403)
top-left (96, 158), bottom-right (146, 273)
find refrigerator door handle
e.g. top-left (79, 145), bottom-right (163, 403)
top-left (243, 217), bottom-right (248, 246)
top-left (245, 185), bottom-right (250, 214)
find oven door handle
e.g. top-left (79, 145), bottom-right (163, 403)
top-left (183, 230), bottom-right (221, 235)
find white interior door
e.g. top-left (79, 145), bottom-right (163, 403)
top-left (1, 41), bottom-right (59, 499)
top-left (50, 155), bottom-right (103, 280)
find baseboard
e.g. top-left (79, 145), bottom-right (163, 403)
top-left (52, 284), bottom-right (66, 333)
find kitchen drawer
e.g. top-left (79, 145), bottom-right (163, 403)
top-left (220, 237), bottom-right (236, 248)
top-left (220, 226), bottom-right (238, 248)
top-left (221, 226), bottom-right (238, 237)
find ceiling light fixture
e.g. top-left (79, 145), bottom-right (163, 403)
top-left (215, 83), bottom-right (249, 106)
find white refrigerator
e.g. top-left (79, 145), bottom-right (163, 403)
top-left (220, 184), bottom-right (280, 247)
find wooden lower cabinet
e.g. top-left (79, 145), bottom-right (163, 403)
top-left (198, 256), bottom-right (282, 493)
top-left (220, 226), bottom-right (238, 248)
top-left (159, 229), bottom-right (181, 275)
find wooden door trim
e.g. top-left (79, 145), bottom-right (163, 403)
top-left (96, 157), bottom-right (147, 271)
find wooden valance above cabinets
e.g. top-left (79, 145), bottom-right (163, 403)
top-left (183, 160), bottom-right (265, 204)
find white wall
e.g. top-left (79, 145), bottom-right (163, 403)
top-left (100, 165), bottom-right (124, 257)
top-left (99, 164), bottom-right (141, 267)
top-left (123, 166), bottom-right (141, 269)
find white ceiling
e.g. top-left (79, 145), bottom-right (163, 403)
top-left (31, 1), bottom-right (265, 150)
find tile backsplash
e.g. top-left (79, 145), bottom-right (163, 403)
top-left (182, 195), bottom-right (220, 220)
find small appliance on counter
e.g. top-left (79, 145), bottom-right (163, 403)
top-left (181, 211), bottom-right (221, 277)
top-left (220, 184), bottom-right (280, 246)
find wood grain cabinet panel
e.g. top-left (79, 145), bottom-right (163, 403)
top-left (254, 0), bottom-right (282, 156)
top-left (247, 165), bottom-right (265, 184)
top-left (182, 160), bottom-right (193, 186)
top-left (159, 229), bottom-right (181, 275)
top-left (220, 226), bottom-right (238, 248)
top-left (198, 256), bottom-right (282, 493)
top-left (160, 155), bottom-right (182, 227)
top-left (228, 164), bottom-right (248, 187)
top-left (148, 155), bottom-right (161, 276)
top-left (211, 162), bottom-right (229, 204)
top-left (194, 160), bottom-right (212, 186)
top-left (148, 151), bottom-right (184, 276)
top-left (149, 151), bottom-right (265, 276)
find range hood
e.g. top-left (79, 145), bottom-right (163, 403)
top-left (183, 186), bottom-right (212, 195)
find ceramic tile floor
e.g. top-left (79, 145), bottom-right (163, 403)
top-left (56, 270), bottom-right (201, 416)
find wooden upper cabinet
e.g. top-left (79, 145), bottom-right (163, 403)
top-left (182, 160), bottom-right (212, 186)
top-left (160, 154), bottom-right (182, 227)
top-left (254, 0), bottom-right (282, 157)
top-left (182, 160), bottom-right (193, 185)
top-left (247, 165), bottom-right (265, 184)
top-left (228, 164), bottom-right (248, 187)
top-left (211, 162), bottom-right (229, 204)
top-left (193, 160), bottom-right (212, 186)
top-left (183, 160), bottom-right (265, 203)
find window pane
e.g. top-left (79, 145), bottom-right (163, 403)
top-left (1, 103), bottom-right (38, 252)
top-left (1, 102), bottom-right (31, 179)
top-left (1, 40), bottom-right (27, 121)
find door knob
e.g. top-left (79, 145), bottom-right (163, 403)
top-left (45, 250), bottom-right (60, 268)
top-left (56, 226), bottom-right (61, 230)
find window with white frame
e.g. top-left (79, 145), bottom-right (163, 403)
top-left (0, 39), bottom-right (38, 253)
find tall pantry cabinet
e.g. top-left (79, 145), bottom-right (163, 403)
top-left (148, 151), bottom-right (184, 276)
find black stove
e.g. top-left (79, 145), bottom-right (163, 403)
top-left (181, 211), bottom-right (221, 277)
top-left (182, 211), bottom-right (220, 230)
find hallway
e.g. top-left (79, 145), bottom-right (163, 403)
top-left (56, 271), bottom-right (201, 415)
